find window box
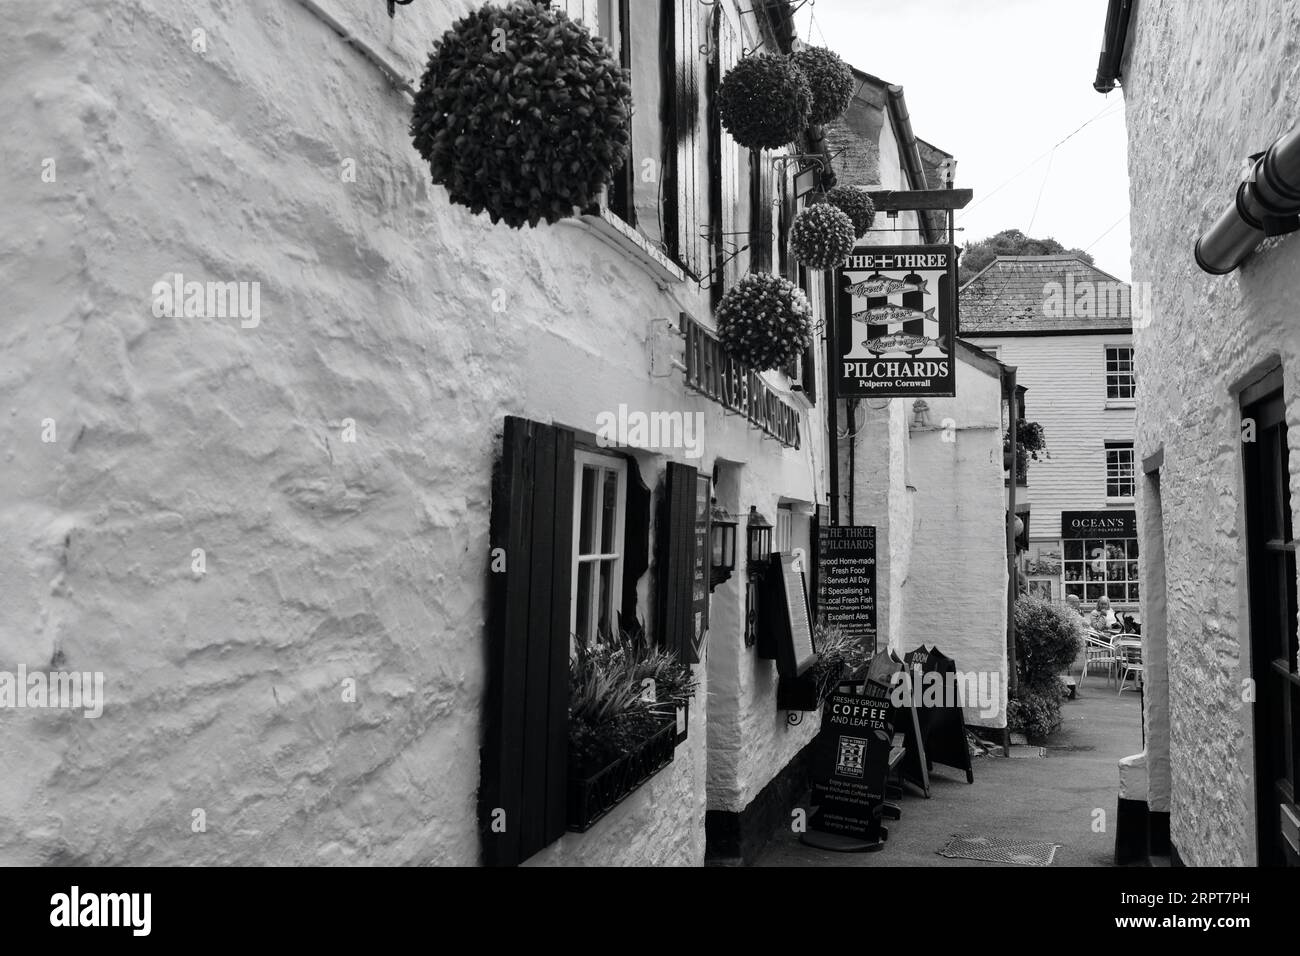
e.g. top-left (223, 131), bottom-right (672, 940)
top-left (566, 715), bottom-right (677, 833)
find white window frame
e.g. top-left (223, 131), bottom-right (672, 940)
top-left (570, 450), bottom-right (628, 643)
top-left (1105, 441), bottom-right (1136, 502)
top-left (1104, 344), bottom-right (1136, 407)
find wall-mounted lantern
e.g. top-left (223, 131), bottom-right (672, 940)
top-left (746, 506), bottom-right (773, 569)
top-left (709, 500), bottom-right (738, 591)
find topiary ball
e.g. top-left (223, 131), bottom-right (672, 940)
top-left (789, 46), bottom-right (855, 126)
top-left (410, 2), bottom-right (633, 229)
top-left (718, 54), bottom-right (812, 150)
top-left (817, 184), bottom-right (875, 236)
top-left (716, 273), bottom-right (813, 371)
top-left (790, 203), bottom-right (856, 270)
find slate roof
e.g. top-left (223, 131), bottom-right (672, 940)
top-left (959, 255), bottom-right (1132, 335)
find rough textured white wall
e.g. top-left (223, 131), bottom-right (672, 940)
top-left (1123, 0), bottom-right (1300, 865)
top-left (0, 0), bottom-right (818, 866)
top-left (901, 358), bottom-right (1008, 726)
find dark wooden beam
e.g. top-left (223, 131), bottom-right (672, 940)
top-left (866, 188), bottom-right (974, 211)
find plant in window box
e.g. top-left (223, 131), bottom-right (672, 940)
top-left (410, 1), bottom-right (632, 229)
top-left (567, 627), bottom-right (698, 832)
top-left (717, 54), bottom-right (812, 150)
top-left (813, 184), bottom-right (876, 237)
top-left (789, 46), bottom-right (855, 127)
top-left (807, 622), bottom-right (871, 705)
top-left (790, 202), bottom-right (857, 270)
top-left (716, 273), bottom-right (813, 372)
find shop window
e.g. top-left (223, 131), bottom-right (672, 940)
top-left (1063, 537), bottom-right (1140, 605)
top-left (571, 450), bottom-right (629, 643)
top-left (1106, 441), bottom-right (1136, 500)
top-left (1105, 346), bottom-right (1136, 401)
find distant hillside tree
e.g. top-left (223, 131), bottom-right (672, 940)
top-left (959, 229), bottom-right (1094, 284)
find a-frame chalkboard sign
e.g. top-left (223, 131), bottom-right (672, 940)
top-left (905, 644), bottom-right (974, 784)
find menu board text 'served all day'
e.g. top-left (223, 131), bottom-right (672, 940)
top-left (836, 244), bottom-right (958, 398)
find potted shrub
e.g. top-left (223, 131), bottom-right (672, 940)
top-left (814, 184), bottom-right (876, 237)
top-left (410, 2), bottom-right (632, 228)
top-left (718, 54), bottom-right (812, 150)
top-left (778, 622), bottom-right (870, 710)
top-left (789, 46), bottom-right (855, 126)
top-left (567, 628), bottom-right (698, 832)
top-left (1008, 597), bottom-right (1084, 741)
top-left (716, 273), bottom-right (813, 371)
top-left (790, 202), bottom-right (857, 270)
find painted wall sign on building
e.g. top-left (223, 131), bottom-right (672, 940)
top-left (1061, 510), bottom-right (1137, 539)
top-left (836, 244), bottom-right (958, 398)
top-left (817, 525), bottom-right (877, 652)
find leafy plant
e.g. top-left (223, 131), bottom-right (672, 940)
top-left (1009, 597), bottom-right (1083, 740)
top-left (1015, 420), bottom-right (1048, 458)
top-left (410, 1), bottom-right (632, 228)
top-left (718, 54), bottom-right (812, 150)
top-left (716, 273), bottom-right (814, 371)
top-left (790, 202), bottom-right (856, 270)
top-left (808, 622), bottom-right (870, 704)
top-left (789, 46), bottom-right (855, 126)
top-left (815, 184), bottom-right (875, 237)
top-left (569, 627), bottom-right (697, 772)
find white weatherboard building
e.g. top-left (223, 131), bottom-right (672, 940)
top-left (0, 0), bottom-right (1007, 866)
top-left (961, 256), bottom-right (1138, 621)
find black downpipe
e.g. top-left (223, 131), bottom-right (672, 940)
top-left (1195, 126), bottom-right (1300, 274)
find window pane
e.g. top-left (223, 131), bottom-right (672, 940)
top-left (598, 559), bottom-right (615, 638)
top-left (1086, 583), bottom-right (1104, 601)
top-left (1066, 582), bottom-right (1083, 598)
top-left (1127, 539), bottom-right (1139, 557)
top-left (1065, 540), bottom-right (1083, 560)
top-left (600, 468), bottom-right (618, 553)
top-left (1108, 583), bottom-right (1126, 601)
top-left (576, 561), bottom-right (595, 643)
top-left (579, 467), bottom-right (598, 554)
top-left (1128, 583), bottom-right (1140, 602)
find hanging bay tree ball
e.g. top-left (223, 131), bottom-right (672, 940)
top-left (718, 54), bottom-right (812, 150)
top-left (816, 184), bottom-right (876, 237)
top-left (410, 2), bottom-right (633, 228)
top-left (716, 273), bottom-right (813, 371)
top-left (790, 202), bottom-right (856, 269)
top-left (789, 46), bottom-right (855, 126)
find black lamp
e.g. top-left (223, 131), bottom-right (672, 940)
top-left (709, 500), bottom-right (737, 590)
top-left (747, 506), bottom-right (773, 569)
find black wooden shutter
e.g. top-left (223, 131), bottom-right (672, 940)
top-left (656, 462), bottom-right (698, 662)
top-left (620, 456), bottom-right (652, 630)
top-left (481, 416), bottom-right (574, 867)
top-left (668, 0), bottom-right (703, 275)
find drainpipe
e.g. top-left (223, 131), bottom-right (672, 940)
top-left (1195, 125), bottom-right (1300, 274)
top-left (1092, 0), bottom-right (1133, 93)
top-left (886, 85), bottom-right (934, 243)
top-left (1004, 366), bottom-right (1019, 756)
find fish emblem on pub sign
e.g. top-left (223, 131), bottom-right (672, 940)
top-left (835, 244), bottom-right (958, 399)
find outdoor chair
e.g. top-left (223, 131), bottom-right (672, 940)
top-left (1080, 630), bottom-right (1119, 687)
top-left (1116, 638), bottom-right (1144, 695)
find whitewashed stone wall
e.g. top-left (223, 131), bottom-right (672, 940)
top-left (0, 0), bottom-right (821, 866)
top-left (900, 357), bottom-right (1008, 727)
top-left (1123, 0), bottom-right (1300, 865)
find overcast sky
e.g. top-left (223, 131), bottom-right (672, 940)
top-left (808, 0), bottom-right (1132, 281)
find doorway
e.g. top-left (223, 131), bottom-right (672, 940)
top-left (1241, 369), bottom-right (1300, 866)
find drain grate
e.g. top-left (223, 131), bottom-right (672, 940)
top-left (937, 835), bottom-right (1059, 866)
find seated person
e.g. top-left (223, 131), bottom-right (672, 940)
top-left (1089, 596), bottom-right (1121, 633)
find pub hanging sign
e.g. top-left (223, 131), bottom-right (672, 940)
top-left (835, 244), bottom-right (958, 399)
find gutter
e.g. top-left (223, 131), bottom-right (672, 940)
top-left (1093, 0), bottom-right (1133, 93)
top-left (886, 85), bottom-right (935, 243)
top-left (1195, 125), bottom-right (1300, 274)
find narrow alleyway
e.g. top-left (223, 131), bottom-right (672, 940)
top-left (756, 688), bottom-right (1143, 866)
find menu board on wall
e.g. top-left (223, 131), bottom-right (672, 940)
top-left (770, 553), bottom-right (817, 678)
top-left (817, 525), bottom-right (877, 653)
top-left (691, 474), bottom-right (711, 661)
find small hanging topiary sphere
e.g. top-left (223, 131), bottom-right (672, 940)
top-left (790, 203), bottom-right (856, 270)
top-left (817, 184), bottom-right (876, 237)
top-left (789, 46), bottom-right (855, 127)
top-left (718, 54), bottom-right (812, 150)
top-left (716, 273), bottom-right (813, 371)
top-left (410, 1), bottom-right (633, 228)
